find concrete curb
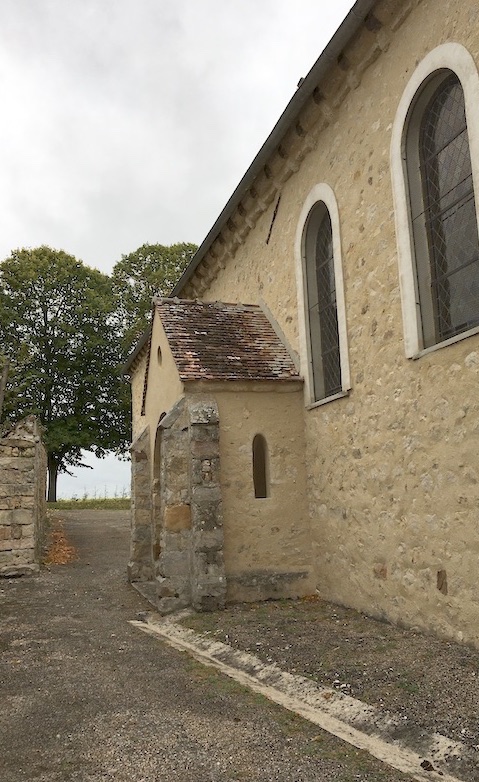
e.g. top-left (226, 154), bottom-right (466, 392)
top-left (130, 613), bottom-right (473, 782)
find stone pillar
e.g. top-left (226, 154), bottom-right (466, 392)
top-left (153, 396), bottom-right (226, 614)
top-left (128, 427), bottom-right (153, 582)
top-left (189, 398), bottom-right (226, 612)
top-left (156, 399), bottom-right (193, 613)
top-left (0, 416), bottom-right (46, 577)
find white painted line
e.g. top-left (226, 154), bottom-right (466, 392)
top-left (130, 617), bottom-right (468, 782)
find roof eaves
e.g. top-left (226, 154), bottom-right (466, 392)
top-left (121, 324), bottom-right (152, 376)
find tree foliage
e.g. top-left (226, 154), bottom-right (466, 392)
top-left (0, 246), bottom-right (130, 500)
top-left (112, 242), bottom-right (197, 350)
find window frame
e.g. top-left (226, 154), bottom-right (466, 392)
top-left (391, 43), bottom-right (479, 358)
top-left (295, 183), bottom-right (350, 406)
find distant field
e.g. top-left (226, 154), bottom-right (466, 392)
top-left (48, 498), bottom-right (130, 511)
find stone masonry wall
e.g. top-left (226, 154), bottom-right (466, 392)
top-left (128, 427), bottom-right (153, 583)
top-left (183, 0), bottom-right (479, 645)
top-left (0, 416), bottom-right (46, 577)
top-left (155, 396), bottom-right (226, 614)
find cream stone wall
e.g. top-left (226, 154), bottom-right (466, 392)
top-left (133, 312), bottom-right (185, 468)
top-left (209, 383), bottom-right (314, 602)
top-left (185, 0), bottom-right (479, 644)
top-left (131, 352), bottom-right (147, 442)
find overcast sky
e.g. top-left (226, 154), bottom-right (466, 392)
top-left (0, 0), bottom-right (354, 497)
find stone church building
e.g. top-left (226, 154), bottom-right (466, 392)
top-left (125, 0), bottom-right (479, 647)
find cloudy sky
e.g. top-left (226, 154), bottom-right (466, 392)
top-left (0, 0), bottom-right (354, 497)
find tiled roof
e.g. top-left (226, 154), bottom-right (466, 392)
top-left (155, 298), bottom-right (300, 382)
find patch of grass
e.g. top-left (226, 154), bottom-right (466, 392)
top-left (47, 497), bottom-right (130, 511)
top-left (396, 678), bottom-right (420, 694)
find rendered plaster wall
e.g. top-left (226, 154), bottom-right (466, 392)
top-left (197, 0), bottom-right (479, 645)
top-left (211, 384), bottom-right (314, 602)
top-left (131, 353), bottom-right (147, 442)
top-left (0, 416), bottom-right (46, 577)
top-left (142, 313), bottom-right (184, 468)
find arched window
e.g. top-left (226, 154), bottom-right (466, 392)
top-left (391, 44), bottom-right (479, 357)
top-left (252, 434), bottom-right (269, 499)
top-left (304, 202), bottom-right (341, 401)
top-left (407, 71), bottom-right (479, 348)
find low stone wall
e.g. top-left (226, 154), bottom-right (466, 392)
top-left (0, 416), bottom-right (47, 577)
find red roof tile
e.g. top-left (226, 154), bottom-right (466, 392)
top-left (155, 299), bottom-right (300, 382)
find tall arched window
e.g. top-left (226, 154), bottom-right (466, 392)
top-left (304, 202), bottom-right (341, 401)
top-left (252, 434), bottom-right (269, 499)
top-left (407, 71), bottom-right (479, 348)
top-left (391, 45), bottom-right (479, 357)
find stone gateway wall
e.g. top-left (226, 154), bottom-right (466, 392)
top-left (0, 416), bottom-right (47, 577)
top-left (128, 396), bottom-right (226, 614)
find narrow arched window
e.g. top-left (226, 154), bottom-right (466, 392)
top-left (304, 203), bottom-right (341, 401)
top-left (407, 71), bottom-right (479, 348)
top-left (252, 434), bottom-right (269, 498)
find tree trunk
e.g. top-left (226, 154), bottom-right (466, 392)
top-left (47, 455), bottom-right (59, 503)
top-left (0, 359), bottom-right (9, 422)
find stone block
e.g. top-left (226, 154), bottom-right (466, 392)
top-left (0, 525), bottom-right (11, 539)
top-left (16, 537), bottom-right (34, 550)
top-left (193, 529), bottom-right (223, 553)
top-left (158, 551), bottom-right (190, 578)
top-left (131, 524), bottom-right (151, 543)
top-left (132, 510), bottom-right (152, 529)
top-left (156, 576), bottom-right (176, 598)
top-left (11, 509), bottom-right (33, 525)
top-left (188, 399), bottom-right (219, 425)
top-left (189, 424), bottom-right (219, 443)
top-left (190, 438), bottom-right (220, 459)
top-left (127, 560), bottom-right (153, 583)
top-left (0, 563), bottom-right (39, 577)
top-left (194, 550), bottom-right (224, 575)
top-left (0, 540), bottom-right (13, 552)
top-left (192, 594), bottom-right (225, 612)
top-left (21, 524), bottom-right (35, 538)
top-left (164, 504), bottom-right (192, 532)
top-left (191, 485), bottom-right (221, 505)
top-left (162, 530), bottom-right (190, 552)
top-left (191, 458), bottom-right (220, 487)
top-left (132, 496), bottom-right (152, 511)
top-left (157, 596), bottom-right (190, 615)
top-left (191, 498), bottom-right (223, 531)
top-left (0, 484), bottom-right (34, 497)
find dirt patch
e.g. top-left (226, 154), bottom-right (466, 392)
top-left (43, 515), bottom-right (77, 565)
top-left (180, 597), bottom-right (479, 754)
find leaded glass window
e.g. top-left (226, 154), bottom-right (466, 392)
top-left (408, 71), bottom-right (479, 347)
top-left (305, 204), bottom-right (342, 401)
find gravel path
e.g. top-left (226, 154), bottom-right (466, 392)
top-left (0, 510), bottom-right (416, 782)
top-left (182, 598), bottom-right (479, 779)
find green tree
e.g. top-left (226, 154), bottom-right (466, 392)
top-left (112, 242), bottom-right (197, 350)
top-left (0, 246), bottom-right (130, 501)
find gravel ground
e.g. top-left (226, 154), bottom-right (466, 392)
top-left (0, 511), bottom-right (416, 782)
top-left (182, 598), bottom-right (479, 760)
